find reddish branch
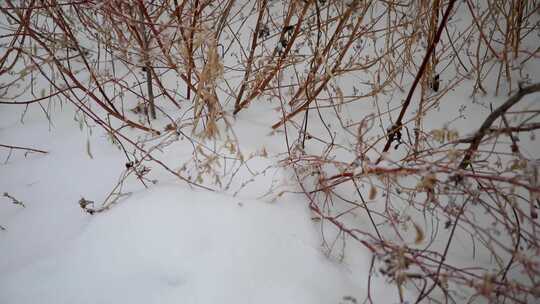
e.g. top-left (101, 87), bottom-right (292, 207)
top-left (271, 0), bottom-right (364, 129)
top-left (459, 82), bottom-right (540, 169)
top-left (0, 144), bottom-right (48, 154)
top-left (233, 0), bottom-right (310, 114)
top-left (322, 164), bottom-right (540, 194)
top-left (377, 0), bottom-right (457, 163)
top-left (233, 0), bottom-right (268, 113)
top-left (489, 122), bottom-right (540, 133)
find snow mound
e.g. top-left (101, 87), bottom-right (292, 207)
top-left (0, 184), bottom-right (362, 304)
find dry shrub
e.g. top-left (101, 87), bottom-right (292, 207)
top-left (1, 0), bottom-right (540, 302)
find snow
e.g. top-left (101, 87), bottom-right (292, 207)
top-left (1, 186), bottom-right (348, 304)
top-left (0, 105), bottom-right (393, 304)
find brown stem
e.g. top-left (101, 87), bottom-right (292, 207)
top-left (376, 0), bottom-right (457, 163)
top-left (459, 82), bottom-right (540, 169)
top-left (233, 0), bottom-right (268, 113)
top-left (138, 2), bottom-right (156, 119)
top-left (0, 144), bottom-right (48, 154)
top-left (233, 0), bottom-right (309, 115)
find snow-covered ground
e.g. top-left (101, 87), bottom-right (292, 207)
top-left (0, 104), bottom-right (396, 304)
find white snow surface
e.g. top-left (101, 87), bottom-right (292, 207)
top-left (0, 105), bottom-right (391, 304)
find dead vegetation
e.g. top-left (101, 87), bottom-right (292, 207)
top-left (1, 0), bottom-right (540, 302)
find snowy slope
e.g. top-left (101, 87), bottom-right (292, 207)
top-left (0, 105), bottom-right (395, 304)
